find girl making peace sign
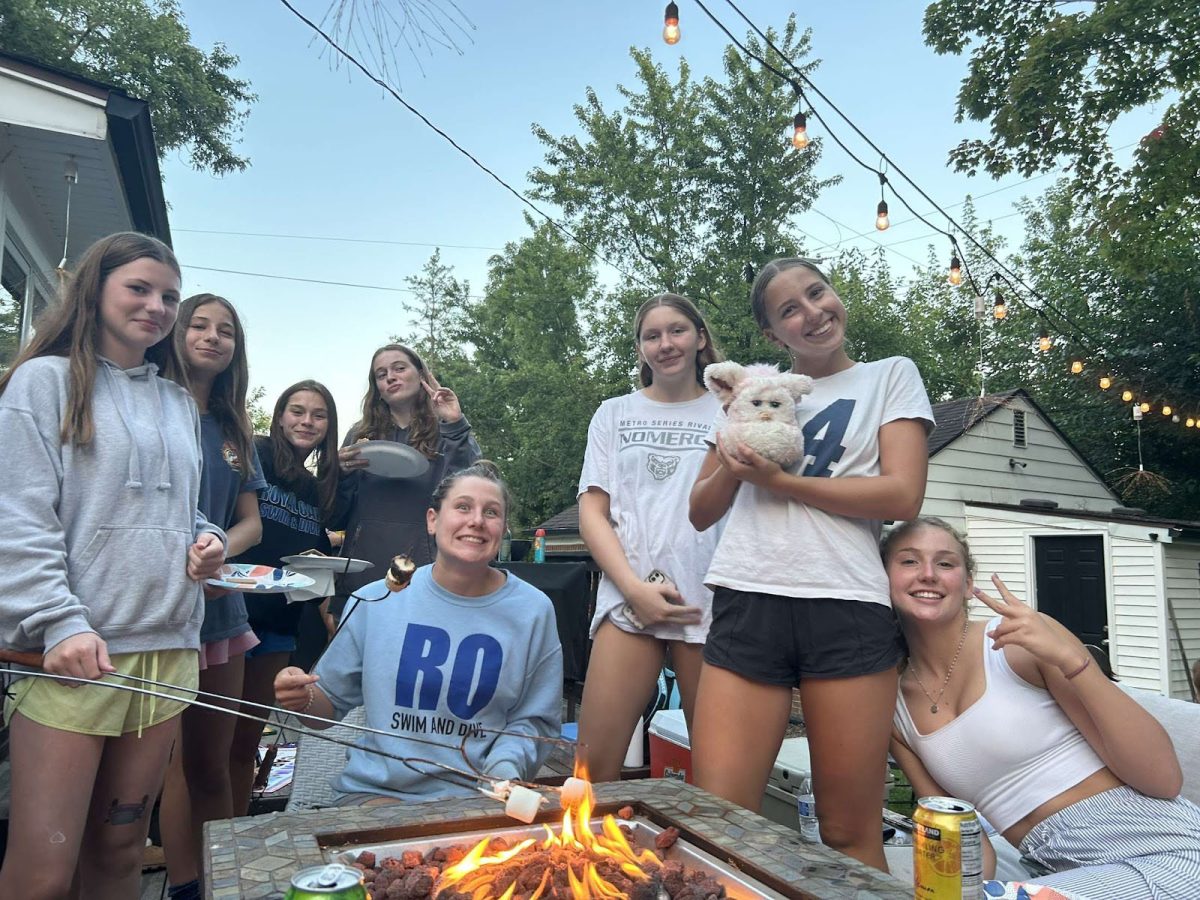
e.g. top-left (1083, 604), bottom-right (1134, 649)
top-left (336, 344), bottom-right (481, 598)
top-left (885, 517), bottom-right (1200, 897)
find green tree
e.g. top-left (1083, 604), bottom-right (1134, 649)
top-left (451, 218), bottom-right (604, 531)
top-left (248, 384), bottom-right (271, 435)
top-left (922, 0), bottom-right (1199, 216)
top-left (0, 0), bottom-right (255, 175)
top-left (529, 17), bottom-right (836, 368)
top-left (397, 248), bottom-right (471, 371)
top-left (1002, 181), bottom-right (1200, 516)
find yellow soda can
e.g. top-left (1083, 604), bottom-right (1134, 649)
top-left (912, 795), bottom-right (983, 899)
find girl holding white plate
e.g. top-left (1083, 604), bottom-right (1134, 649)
top-left (228, 379), bottom-right (347, 815)
top-left (0, 232), bottom-right (226, 898)
top-left (336, 344), bottom-right (480, 600)
top-left (159, 293), bottom-right (265, 900)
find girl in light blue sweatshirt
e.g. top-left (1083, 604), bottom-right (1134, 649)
top-left (0, 232), bottom-right (227, 899)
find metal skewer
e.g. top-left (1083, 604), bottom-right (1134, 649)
top-left (0, 654), bottom-right (576, 795)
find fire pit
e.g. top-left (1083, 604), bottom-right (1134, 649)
top-left (330, 796), bottom-right (789, 899)
top-left (202, 780), bottom-right (909, 900)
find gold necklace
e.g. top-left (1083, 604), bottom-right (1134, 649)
top-left (908, 616), bottom-right (970, 714)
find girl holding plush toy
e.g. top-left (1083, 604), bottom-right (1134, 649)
top-left (689, 258), bottom-right (934, 871)
top-left (575, 293), bottom-right (725, 783)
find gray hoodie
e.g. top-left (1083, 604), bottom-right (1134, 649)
top-left (0, 355), bottom-right (225, 657)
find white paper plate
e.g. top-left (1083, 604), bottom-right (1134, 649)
top-left (354, 441), bottom-right (430, 479)
top-left (206, 564), bottom-right (316, 593)
top-left (281, 555), bottom-right (374, 574)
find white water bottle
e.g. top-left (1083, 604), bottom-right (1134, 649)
top-left (797, 774), bottom-right (820, 843)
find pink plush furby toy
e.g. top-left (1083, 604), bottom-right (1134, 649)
top-left (703, 361), bottom-right (814, 467)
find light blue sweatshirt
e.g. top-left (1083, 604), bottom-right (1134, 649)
top-left (0, 356), bottom-right (225, 657)
top-left (317, 566), bottom-right (563, 802)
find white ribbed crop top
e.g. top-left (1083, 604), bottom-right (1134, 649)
top-left (893, 617), bottom-right (1105, 833)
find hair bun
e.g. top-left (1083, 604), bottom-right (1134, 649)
top-left (473, 459), bottom-right (501, 479)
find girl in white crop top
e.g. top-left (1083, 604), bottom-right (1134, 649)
top-left (883, 518), bottom-right (1200, 898)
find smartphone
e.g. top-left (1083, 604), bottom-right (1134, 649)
top-left (613, 569), bottom-right (675, 631)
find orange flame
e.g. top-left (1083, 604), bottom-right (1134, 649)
top-left (434, 774), bottom-right (660, 899)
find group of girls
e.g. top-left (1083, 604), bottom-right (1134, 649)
top-left (3, 230), bottom-right (1197, 900)
top-left (575, 258), bottom-right (1200, 897)
top-left (0, 232), bottom-right (484, 899)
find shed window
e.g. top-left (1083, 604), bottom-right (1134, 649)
top-left (1013, 410), bottom-right (1027, 448)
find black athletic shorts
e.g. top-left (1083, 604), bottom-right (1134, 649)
top-left (703, 586), bottom-right (906, 687)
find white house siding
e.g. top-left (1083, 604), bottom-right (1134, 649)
top-left (1110, 538), bottom-right (1166, 692)
top-left (964, 506), bottom-right (1169, 692)
top-left (922, 400), bottom-right (1118, 533)
top-left (1164, 542), bottom-right (1200, 700)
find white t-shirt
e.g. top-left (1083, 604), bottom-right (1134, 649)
top-left (704, 357), bottom-right (933, 606)
top-left (578, 390), bottom-right (722, 642)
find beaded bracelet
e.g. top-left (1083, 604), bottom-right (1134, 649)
top-left (300, 683), bottom-right (315, 714)
top-left (1064, 657), bottom-right (1091, 680)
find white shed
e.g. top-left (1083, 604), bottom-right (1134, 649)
top-left (921, 390), bottom-right (1200, 699)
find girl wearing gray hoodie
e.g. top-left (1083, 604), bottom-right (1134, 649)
top-left (0, 232), bottom-right (227, 899)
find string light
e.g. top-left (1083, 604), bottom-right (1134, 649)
top-left (875, 172), bottom-right (889, 231)
top-left (993, 290), bottom-right (1007, 321)
top-left (875, 199), bottom-right (889, 231)
top-left (948, 255), bottom-right (962, 286)
top-left (1038, 329), bottom-right (1052, 352)
top-left (1140, 401), bottom-right (1151, 413)
top-left (791, 111), bottom-right (809, 149)
top-left (1099, 375), bottom-right (1111, 390)
top-left (663, 2), bottom-right (680, 44)
top-left (1163, 404), bottom-right (1172, 416)
top-left (1070, 358), bottom-right (1083, 375)
top-left (1122, 389), bottom-right (1134, 402)
top-left (1188, 418), bottom-right (1196, 428)
top-left (1172, 414), bottom-right (1181, 423)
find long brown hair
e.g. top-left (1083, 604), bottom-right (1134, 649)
top-left (633, 293), bottom-right (722, 388)
top-left (0, 231), bottom-right (183, 445)
top-left (167, 293), bottom-right (255, 477)
top-left (354, 344), bottom-right (440, 459)
top-left (269, 380), bottom-right (340, 520)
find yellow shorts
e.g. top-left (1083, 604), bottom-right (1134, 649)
top-left (4, 648), bottom-right (199, 737)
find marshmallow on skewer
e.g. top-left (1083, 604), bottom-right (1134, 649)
top-left (504, 784), bottom-right (546, 823)
top-left (384, 555), bottom-right (417, 593)
top-left (560, 776), bottom-right (592, 809)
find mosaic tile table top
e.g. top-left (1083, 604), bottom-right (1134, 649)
top-left (203, 778), bottom-right (910, 899)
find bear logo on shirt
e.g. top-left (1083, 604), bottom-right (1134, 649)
top-left (646, 453), bottom-right (679, 481)
top-left (221, 441), bottom-right (242, 472)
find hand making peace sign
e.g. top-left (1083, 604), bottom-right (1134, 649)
top-left (422, 373), bottom-right (462, 424)
top-left (973, 574), bottom-right (1091, 677)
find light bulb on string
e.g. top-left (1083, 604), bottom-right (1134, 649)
top-left (948, 255), bottom-right (962, 286)
top-left (1099, 375), bottom-right (1112, 390)
top-left (1140, 401), bottom-right (1151, 413)
top-left (1189, 418), bottom-right (1196, 428)
top-left (1163, 404), bottom-right (1172, 416)
top-left (1122, 389), bottom-right (1134, 402)
top-left (663, 2), bottom-right (680, 44)
top-left (993, 290), bottom-right (1007, 321)
top-left (875, 172), bottom-right (889, 231)
top-left (1070, 359), bottom-right (1083, 375)
top-left (875, 200), bottom-right (889, 231)
top-left (1038, 329), bottom-right (1052, 352)
top-left (791, 111), bottom-right (809, 150)
top-left (1172, 414), bottom-right (1181, 423)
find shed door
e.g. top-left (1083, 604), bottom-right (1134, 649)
top-left (1033, 535), bottom-right (1108, 648)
